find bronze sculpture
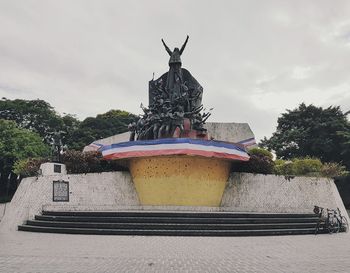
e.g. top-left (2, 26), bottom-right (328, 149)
top-left (131, 36), bottom-right (210, 141)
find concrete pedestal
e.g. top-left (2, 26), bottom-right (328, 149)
top-left (39, 163), bottom-right (67, 176)
top-left (129, 155), bottom-right (231, 206)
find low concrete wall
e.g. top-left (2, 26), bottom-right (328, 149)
top-left (0, 172), bottom-right (139, 231)
top-left (222, 173), bottom-right (347, 215)
top-left (1, 171), bottom-right (347, 231)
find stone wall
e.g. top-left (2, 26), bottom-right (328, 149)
top-left (1, 171), bottom-right (347, 231)
top-left (222, 173), bottom-right (347, 215)
top-left (0, 172), bottom-right (139, 231)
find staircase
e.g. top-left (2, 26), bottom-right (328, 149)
top-left (17, 210), bottom-right (337, 236)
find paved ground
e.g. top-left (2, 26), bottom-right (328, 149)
top-left (0, 230), bottom-right (350, 273)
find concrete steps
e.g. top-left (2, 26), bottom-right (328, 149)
top-left (18, 210), bottom-right (331, 236)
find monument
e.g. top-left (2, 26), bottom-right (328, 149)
top-left (131, 35), bottom-right (207, 140)
top-left (7, 36), bottom-right (348, 237)
top-left (100, 36), bottom-right (250, 206)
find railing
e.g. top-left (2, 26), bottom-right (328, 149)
top-left (314, 206), bottom-right (348, 234)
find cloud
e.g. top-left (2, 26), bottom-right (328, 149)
top-left (0, 0), bottom-right (350, 142)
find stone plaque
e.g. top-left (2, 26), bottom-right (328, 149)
top-left (54, 164), bottom-right (62, 173)
top-left (53, 180), bottom-right (69, 202)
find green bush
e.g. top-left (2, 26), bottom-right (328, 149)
top-left (12, 150), bottom-right (127, 177)
top-left (13, 158), bottom-right (47, 177)
top-left (236, 148), bottom-right (274, 174)
top-left (320, 162), bottom-right (349, 177)
top-left (273, 160), bottom-right (294, 176)
top-left (272, 158), bottom-right (348, 178)
top-left (62, 150), bottom-right (101, 174)
top-left (292, 158), bottom-right (322, 176)
top-left (62, 150), bottom-right (126, 174)
top-left (249, 147), bottom-right (273, 160)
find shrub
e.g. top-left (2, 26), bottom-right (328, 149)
top-left (13, 158), bottom-right (47, 177)
top-left (62, 150), bottom-right (126, 174)
top-left (320, 162), bottom-right (349, 178)
top-left (62, 150), bottom-right (97, 174)
top-left (249, 147), bottom-right (273, 159)
top-left (272, 158), bottom-right (348, 178)
top-left (273, 160), bottom-right (294, 176)
top-left (292, 158), bottom-right (323, 176)
top-left (12, 150), bottom-right (127, 177)
top-left (236, 148), bottom-right (274, 174)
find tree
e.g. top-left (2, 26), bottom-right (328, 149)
top-left (0, 98), bottom-right (64, 143)
top-left (261, 103), bottom-right (350, 168)
top-left (0, 119), bottom-right (50, 198)
top-left (81, 110), bottom-right (137, 138)
top-left (0, 98), bottom-right (138, 151)
top-left (337, 130), bottom-right (350, 169)
top-left (66, 110), bottom-right (137, 150)
top-left (0, 119), bottom-right (50, 172)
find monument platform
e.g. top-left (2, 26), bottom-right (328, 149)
top-left (100, 138), bottom-right (249, 206)
top-left (18, 210), bottom-right (330, 236)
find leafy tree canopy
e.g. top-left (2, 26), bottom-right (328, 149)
top-left (261, 103), bottom-right (350, 168)
top-left (66, 110), bottom-right (137, 150)
top-left (81, 110), bottom-right (137, 139)
top-left (0, 119), bottom-right (50, 173)
top-left (0, 98), bottom-right (137, 151)
top-left (0, 98), bottom-right (64, 143)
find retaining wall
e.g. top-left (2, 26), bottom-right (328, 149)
top-left (0, 172), bottom-right (139, 231)
top-left (222, 173), bottom-right (347, 214)
top-left (1, 171), bottom-right (347, 231)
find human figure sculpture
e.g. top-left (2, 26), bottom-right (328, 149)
top-left (128, 122), bottom-right (137, 141)
top-left (171, 105), bottom-right (186, 136)
top-left (161, 35), bottom-right (189, 66)
top-left (161, 36), bottom-right (189, 100)
top-left (51, 130), bottom-right (65, 162)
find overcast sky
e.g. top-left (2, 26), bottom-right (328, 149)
top-left (1, 0), bottom-right (350, 141)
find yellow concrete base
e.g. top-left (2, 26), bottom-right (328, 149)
top-left (129, 156), bottom-right (231, 206)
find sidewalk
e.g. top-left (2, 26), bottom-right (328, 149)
top-left (0, 229), bottom-right (349, 273)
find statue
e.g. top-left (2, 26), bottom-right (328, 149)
top-left (131, 36), bottom-right (211, 141)
top-left (50, 130), bottom-right (65, 163)
top-left (161, 36), bottom-right (188, 100)
top-left (128, 122), bottom-right (137, 141)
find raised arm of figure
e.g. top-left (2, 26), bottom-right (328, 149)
top-left (161, 39), bottom-right (172, 56)
top-left (180, 35), bottom-right (189, 55)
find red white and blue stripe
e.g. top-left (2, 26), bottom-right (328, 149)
top-left (101, 138), bottom-right (250, 161)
